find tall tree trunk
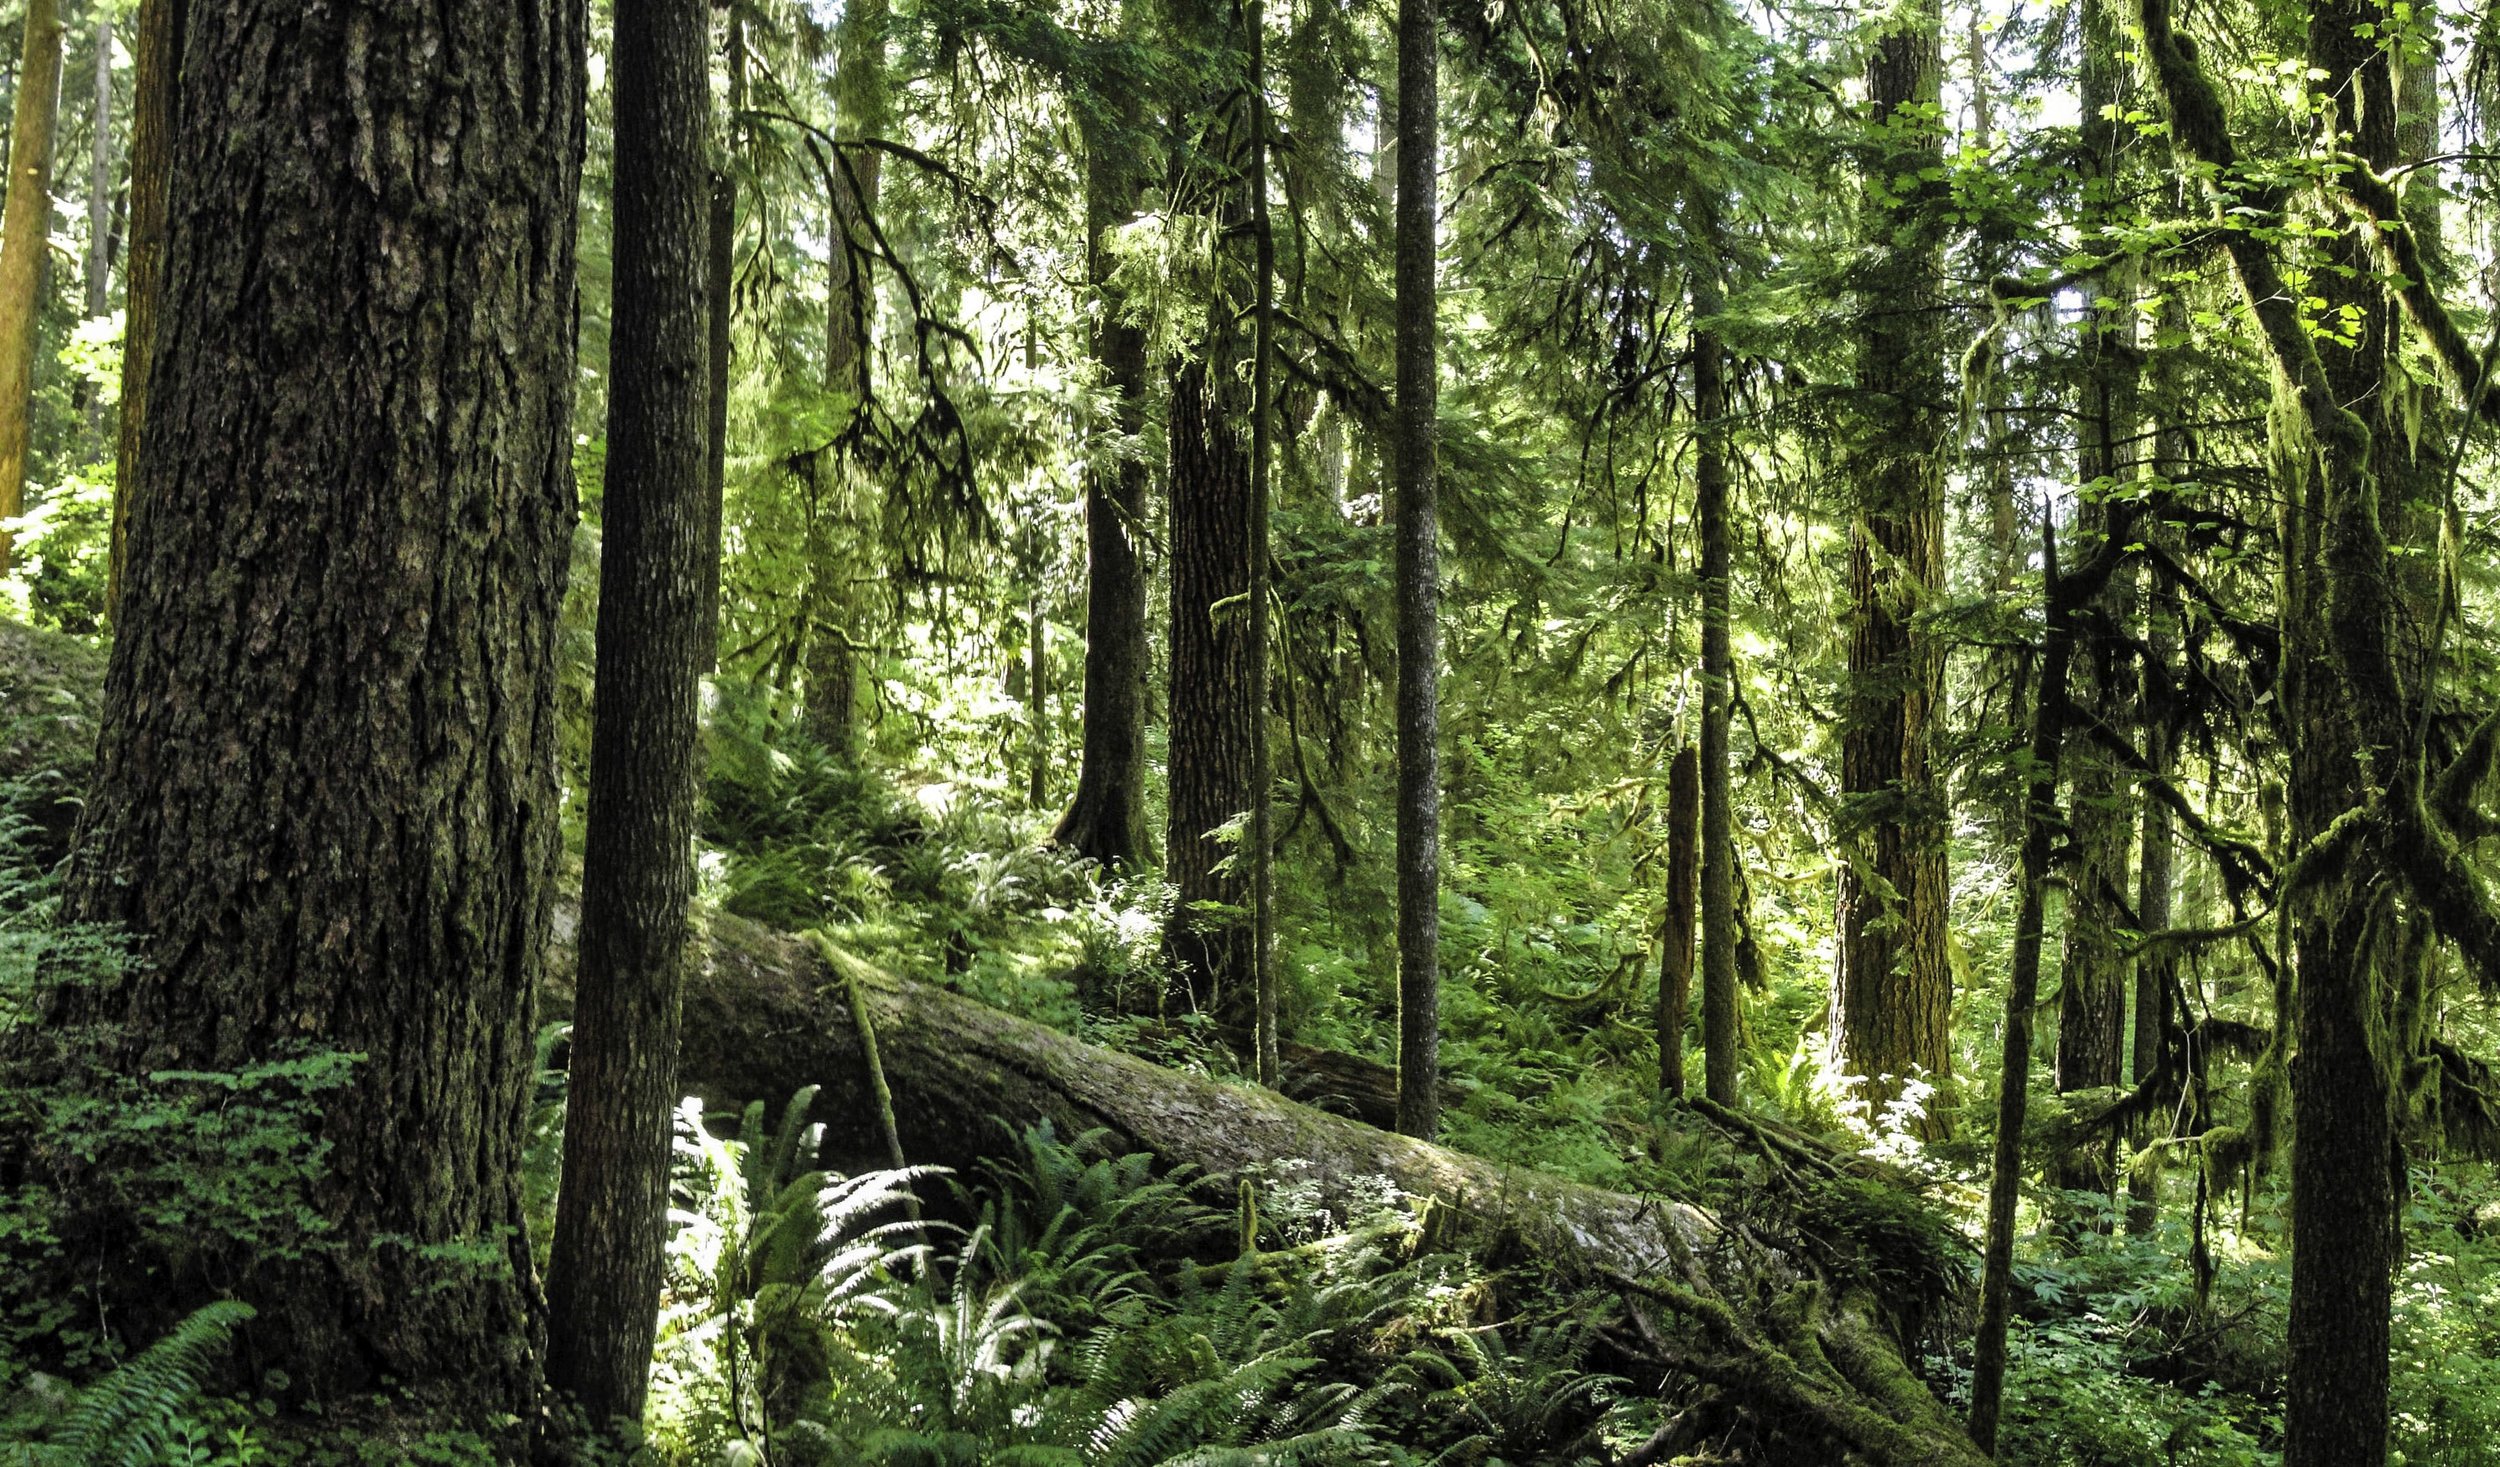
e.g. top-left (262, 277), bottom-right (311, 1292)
top-left (1694, 261), bottom-right (1738, 1107)
top-left (2129, 290), bottom-right (2192, 1234)
top-left (1658, 744), bottom-right (1699, 1101)
top-left (1246, 0), bottom-right (1278, 1086)
top-left (106, 0), bottom-right (178, 621)
top-left (543, 0), bottom-right (712, 1435)
top-left (0, 0), bottom-right (64, 574)
top-left (54, 0), bottom-right (583, 1420)
top-left (2282, 2), bottom-right (2405, 1457)
top-left (1391, 0), bottom-right (1439, 1139)
top-left (1049, 78), bottom-right (1152, 866)
top-left (2053, 0), bottom-right (2139, 1193)
top-left (803, 0), bottom-right (888, 752)
top-left (1830, 0), bottom-right (1951, 1132)
top-left (700, 14), bottom-right (742, 678)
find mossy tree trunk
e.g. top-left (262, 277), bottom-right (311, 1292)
top-left (54, 0), bottom-right (584, 1423)
top-left (2131, 0), bottom-right (2485, 1452)
top-left (1830, 0), bottom-right (1952, 1131)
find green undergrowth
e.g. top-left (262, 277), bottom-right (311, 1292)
top-left (643, 1094), bottom-right (1660, 1465)
top-left (5, 637), bottom-right (2500, 1461)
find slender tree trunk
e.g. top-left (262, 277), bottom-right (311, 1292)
top-left (81, 11), bottom-right (107, 322)
top-left (64, 7), bottom-right (113, 447)
top-left (1247, 0), bottom-right (1279, 1086)
top-left (701, 15), bottom-right (742, 678)
top-left (0, 0), bottom-right (64, 573)
top-left (2127, 580), bottom-right (2177, 1230)
top-left (1027, 584), bottom-right (1048, 808)
top-left (2128, 292), bottom-right (2191, 1233)
top-left (543, 0), bottom-right (712, 1435)
top-left (1049, 77), bottom-right (1152, 866)
top-left (1392, 0), bottom-right (1439, 1139)
top-left (1694, 263), bottom-right (1738, 1106)
top-left (1658, 744), bottom-right (1699, 1100)
top-left (53, 0), bottom-right (583, 1420)
top-left (106, 0), bottom-right (177, 620)
top-left (2053, 0), bottom-right (2139, 1201)
top-left (701, 161), bottom-right (731, 676)
top-left (75, 8), bottom-right (110, 450)
top-left (1969, 524), bottom-right (2085, 1454)
top-left (803, 0), bottom-right (887, 753)
top-left (1830, 0), bottom-right (1951, 1132)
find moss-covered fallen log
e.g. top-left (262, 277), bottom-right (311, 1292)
top-left (645, 912), bottom-right (1988, 1467)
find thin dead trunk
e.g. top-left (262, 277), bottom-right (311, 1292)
top-left (76, 9), bottom-right (110, 449)
top-left (1027, 584), bottom-right (1048, 809)
top-left (700, 15), bottom-right (742, 677)
top-left (81, 10), bottom-right (107, 322)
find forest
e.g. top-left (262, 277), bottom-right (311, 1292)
top-left (0, 0), bottom-right (2497, 1460)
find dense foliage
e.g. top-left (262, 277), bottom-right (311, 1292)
top-left (5, 0), bottom-right (2500, 1458)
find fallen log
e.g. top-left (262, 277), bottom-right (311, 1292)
top-left (647, 912), bottom-right (1988, 1466)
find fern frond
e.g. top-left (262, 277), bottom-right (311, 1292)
top-left (56, 1300), bottom-right (254, 1467)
